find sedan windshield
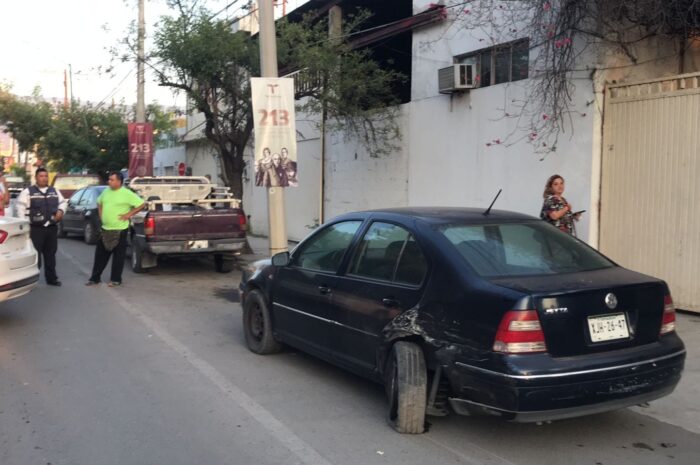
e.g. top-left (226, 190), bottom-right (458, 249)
top-left (439, 221), bottom-right (614, 277)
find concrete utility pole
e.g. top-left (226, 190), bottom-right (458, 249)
top-left (63, 70), bottom-right (69, 109)
top-left (136, 0), bottom-right (146, 123)
top-left (69, 64), bottom-right (74, 105)
top-left (258, 0), bottom-right (288, 255)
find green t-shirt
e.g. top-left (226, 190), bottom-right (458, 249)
top-left (97, 187), bottom-right (145, 231)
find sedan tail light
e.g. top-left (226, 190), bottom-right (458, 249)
top-left (0, 230), bottom-right (7, 244)
top-left (493, 310), bottom-right (547, 354)
top-left (660, 295), bottom-right (676, 335)
top-left (144, 217), bottom-right (155, 238)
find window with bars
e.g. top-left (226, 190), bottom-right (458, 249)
top-left (457, 40), bottom-right (529, 88)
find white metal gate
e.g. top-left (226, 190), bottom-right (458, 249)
top-left (601, 72), bottom-right (700, 313)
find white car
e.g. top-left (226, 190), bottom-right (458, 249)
top-left (0, 216), bottom-right (39, 302)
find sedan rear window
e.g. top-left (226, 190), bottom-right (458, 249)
top-left (439, 222), bottom-right (614, 277)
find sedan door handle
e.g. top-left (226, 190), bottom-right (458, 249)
top-left (382, 298), bottom-right (400, 308)
top-left (318, 285), bottom-right (331, 295)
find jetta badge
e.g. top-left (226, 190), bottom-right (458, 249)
top-left (605, 293), bottom-right (618, 309)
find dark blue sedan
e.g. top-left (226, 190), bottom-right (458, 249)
top-left (240, 208), bottom-right (685, 434)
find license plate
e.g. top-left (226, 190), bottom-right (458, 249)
top-left (188, 240), bottom-right (209, 250)
top-left (588, 313), bottom-right (630, 342)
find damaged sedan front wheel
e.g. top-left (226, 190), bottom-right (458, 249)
top-left (385, 341), bottom-right (427, 434)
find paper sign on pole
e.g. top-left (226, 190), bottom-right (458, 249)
top-left (251, 77), bottom-right (298, 188)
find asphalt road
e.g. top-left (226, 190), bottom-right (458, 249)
top-left (1, 237), bottom-right (698, 465)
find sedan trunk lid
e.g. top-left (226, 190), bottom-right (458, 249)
top-left (490, 267), bottom-right (667, 357)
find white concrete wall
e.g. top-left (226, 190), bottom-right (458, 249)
top-left (153, 145), bottom-right (186, 177)
top-left (185, 140), bottom-right (222, 183)
top-left (323, 105), bottom-right (410, 220)
top-left (409, 0), bottom-right (598, 242)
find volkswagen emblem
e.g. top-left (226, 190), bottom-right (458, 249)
top-left (605, 293), bottom-right (618, 309)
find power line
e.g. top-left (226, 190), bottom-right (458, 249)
top-left (94, 67), bottom-right (135, 110)
top-left (210, 0), bottom-right (248, 20)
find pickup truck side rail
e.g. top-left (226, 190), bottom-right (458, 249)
top-left (145, 198), bottom-right (242, 209)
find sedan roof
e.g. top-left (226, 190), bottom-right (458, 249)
top-left (357, 207), bottom-right (538, 225)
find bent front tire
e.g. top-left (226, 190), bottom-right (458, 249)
top-left (243, 290), bottom-right (282, 355)
top-left (386, 341), bottom-right (428, 434)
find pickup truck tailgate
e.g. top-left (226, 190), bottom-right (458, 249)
top-left (148, 208), bottom-right (245, 241)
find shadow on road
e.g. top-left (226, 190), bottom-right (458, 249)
top-left (0, 309), bottom-right (25, 329)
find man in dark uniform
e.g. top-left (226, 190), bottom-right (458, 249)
top-left (16, 167), bottom-right (67, 286)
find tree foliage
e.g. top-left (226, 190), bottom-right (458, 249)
top-left (151, 0), bottom-right (259, 198)
top-left (0, 88), bottom-right (174, 179)
top-left (0, 86), bottom-right (52, 153)
top-left (277, 10), bottom-right (404, 156)
top-left (146, 0), bottom-right (403, 198)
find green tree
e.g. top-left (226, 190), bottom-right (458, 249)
top-left (40, 104), bottom-right (130, 178)
top-left (0, 86), bottom-right (52, 153)
top-left (277, 11), bottom-right (404, 155)
top-left (1, 88), bottom-right (175, 180)
top-left (147, 0), bottom-right (402, 198)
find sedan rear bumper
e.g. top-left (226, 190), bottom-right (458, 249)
top-left (0, 274), bottom-right (40, 303)
top-left (445, 341), bottom-right (685, 422)
top-left (449, 383), bottom-right (676, 423)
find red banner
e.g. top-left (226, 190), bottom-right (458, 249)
top-left (127, 122), bottom-right (154, 179)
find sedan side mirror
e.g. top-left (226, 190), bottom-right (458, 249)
top-left (271, 251), bottom-right (290, 267)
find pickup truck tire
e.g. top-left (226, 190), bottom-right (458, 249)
top-left (84, 222), bottom-right (99, 245)
top-left (214, 254), bottom-right (235, 273)
top-left (243, 290), bottom-right (282, 355)
top-left (131, 241), bottom-right (148, 274)
top-left (385, 341), bottom-right (428, 434)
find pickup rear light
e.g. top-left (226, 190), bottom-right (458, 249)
top-left (493, 310), bottom-right (547, 354)
top-left (238, 213), bottom-right (247, 228)
top-left (660, 295), bottom-right (676, 335)
top-left (0, 230), bottom-right (7, 244)
top-left (144, 217), bottom-right (155, 238)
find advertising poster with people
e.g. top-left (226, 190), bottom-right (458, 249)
top-left (251, 77), bottom-right (298, 188)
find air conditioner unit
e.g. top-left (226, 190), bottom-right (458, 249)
top-left (438, 63), bottom-right (478, 94)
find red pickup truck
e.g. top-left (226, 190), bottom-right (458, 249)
top-left (128, 176), bottom-right (246, 273)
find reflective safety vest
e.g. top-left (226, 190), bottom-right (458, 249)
top-left (28, 185), bottom-right (60, 226)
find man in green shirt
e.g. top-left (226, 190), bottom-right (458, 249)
top-left (86, 172), bottom-right (145, 286)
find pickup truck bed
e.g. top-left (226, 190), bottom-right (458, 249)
top-left (128, 176), bottom-right (246, 273)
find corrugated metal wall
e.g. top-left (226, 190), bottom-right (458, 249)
top-left (601, 73), bottom-right (700, 313)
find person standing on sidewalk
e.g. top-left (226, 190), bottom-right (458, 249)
top-left (540, 174), bottom-right (581, 235)
top-left (16, 167), bottom-right (67, 286)
top-left (86, 172), bottom-right (145, 287)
